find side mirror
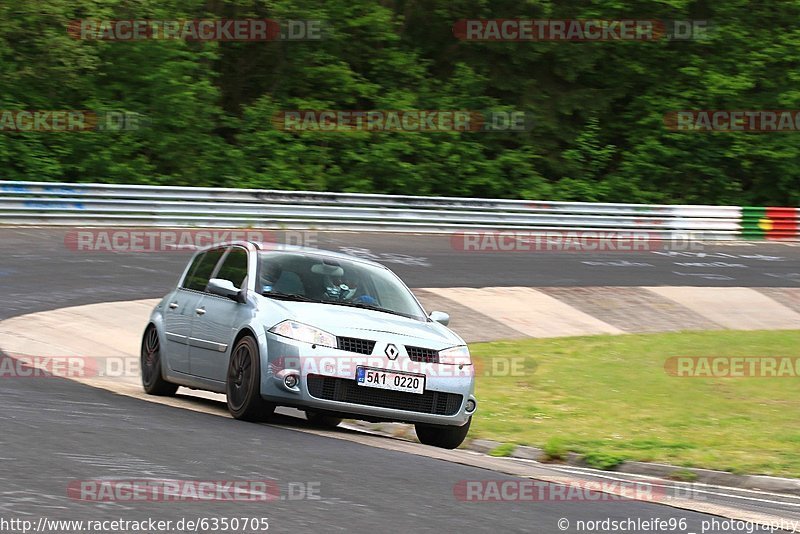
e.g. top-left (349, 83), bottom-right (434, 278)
top-left (207, 278), bottom-right (242, 301)
top-left (429, 311), bottom-right (450, 326)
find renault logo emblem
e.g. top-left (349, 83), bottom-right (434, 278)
top-left (385, 344), bottom-right (399, 360)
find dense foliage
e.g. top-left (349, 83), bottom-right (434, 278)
top-left (1, 0), bottom-right (798, 205)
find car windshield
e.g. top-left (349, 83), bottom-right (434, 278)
top-left (257, 251), bottom-right (426, 321)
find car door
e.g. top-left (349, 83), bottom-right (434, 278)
top-left (163, 247), bottom-right (226, 374)
top-left (188, 245), bottom-right (251, 382)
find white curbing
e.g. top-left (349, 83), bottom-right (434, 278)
top-left (646, 286), bottom-right (800, 330)
top-left (423, 287), bottom-right (624, 337)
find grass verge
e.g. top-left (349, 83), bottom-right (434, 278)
top-left (470, 330), bottom-right (800, 477)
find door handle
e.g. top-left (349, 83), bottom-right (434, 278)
top-left (195, 308), bottom-right (206, 316)
top-left (168, 302), bottom-right (179, 309)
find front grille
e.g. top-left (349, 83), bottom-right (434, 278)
top-left (337, 337), bottom-right (376, 355)
top-left (307, 375), bottom-right (462, 416)
top-left (405, 345), bottom-right (439, 364)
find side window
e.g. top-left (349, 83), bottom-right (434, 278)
top-left (183, 248), bottom-right (225, 291)
top-left (215, 247), bottom-right (249, 290)
top-left (180, 252), bottom-right (206, 289)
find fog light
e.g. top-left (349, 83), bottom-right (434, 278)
top-left (284, 374), bottom-right (299, 389)
top-left (465, 399), bottom-right (476, 413)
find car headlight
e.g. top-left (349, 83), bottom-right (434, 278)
top-left (439, 345), bottom-right (471, 365)
top-left (269, 320), bottom-right (336, 348)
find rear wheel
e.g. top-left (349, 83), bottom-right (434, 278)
top-left (141, 325), bottom-right (178, 396)
top-left (226, 336), bottom-right (275, 421)
top-left (305, 411), bottom-right (343, 429)
top-left (415, 417), bottom-right (471, 449)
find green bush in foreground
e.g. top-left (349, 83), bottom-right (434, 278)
top-left (543, 437), bottom-right (567, 462)
top-left (488, 443), bottom-right (516, 458)
top-left (582, 452), bottom-right (627, 471)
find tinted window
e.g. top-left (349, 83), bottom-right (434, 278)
top-left (258, 252), bottom-right (425, 321)
top-left (215, 247), bottom-right (249, 289)
top-left (183, 248), bottom-right (225, 291)
top-left (180, 252), bottom-right (206, 289)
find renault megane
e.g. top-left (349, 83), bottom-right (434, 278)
top-left (141, 241), bottom-right (476, 448)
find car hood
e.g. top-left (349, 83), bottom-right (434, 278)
top-left (262, 299), bottom-right (463, 348)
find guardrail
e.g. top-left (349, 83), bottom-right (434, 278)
top-left (0, 180), bottom-right (797, 240)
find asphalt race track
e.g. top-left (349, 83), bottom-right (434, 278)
top-left (1, 227), bottom-right (800, 533)
top-left (4, 369), bottom-right (775, 534)
top-left (2, 228), bottom-right (800, 320)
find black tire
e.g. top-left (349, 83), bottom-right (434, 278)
top-left (415, 417), bottom-right (472, 449)
top-left (305, 411), bottom-right (343, 429)
top-left (226, 336), bottom-right (275, 421)
top-left (141, 325), bottom-right (178, 396)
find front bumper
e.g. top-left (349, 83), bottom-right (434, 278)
top-left (259, 332), bottom-right (476, 426)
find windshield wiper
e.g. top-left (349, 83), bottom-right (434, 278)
top-left (261, 291), bottom-right (318, 303)
top-left (324, 300), bottom-right (412, 318)
top-left (261, 293), bottom-right (419, 319)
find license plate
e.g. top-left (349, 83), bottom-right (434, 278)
top-left (356, 367), bottom-right (425, 395)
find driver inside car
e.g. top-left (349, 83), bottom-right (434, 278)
top-left (324, 271), bottom-right (377, 306)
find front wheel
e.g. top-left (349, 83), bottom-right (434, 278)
top-left (415, 417), bottom-right (471, 449)
top-left (226, 336), bottom-right (275, 421)
top-left (141, 325), bottom-right (178, 396)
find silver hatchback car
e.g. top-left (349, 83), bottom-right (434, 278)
top-left (142, 241), bottom-right (477, 448)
